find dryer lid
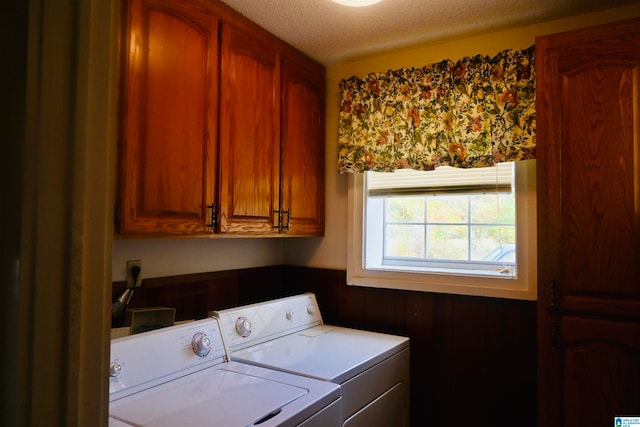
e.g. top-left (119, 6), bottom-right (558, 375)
top-left (231, 325), bottom-right (409, 384)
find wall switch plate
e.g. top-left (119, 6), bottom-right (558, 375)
top-left (126, 259), bottom-right (142, 288)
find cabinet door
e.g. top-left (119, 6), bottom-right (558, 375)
top-left (280, 54), bottom-right (325, 235)
top-left (119, 0), bottom-right (218, 235)
top-left (549, 316), bottom-right (640, 427)
top-left (218, 23), bottom-right (280, 233)
top-left (536, 18), bottom-right (640, 318)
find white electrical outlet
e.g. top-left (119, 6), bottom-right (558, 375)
top-left (126, 260), bottom-right (142, 288)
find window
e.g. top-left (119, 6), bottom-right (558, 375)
top-left (347, 160), bottom-right (537, 300)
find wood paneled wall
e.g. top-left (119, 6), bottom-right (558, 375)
top-left (112, 265), bottom-right (537, 426)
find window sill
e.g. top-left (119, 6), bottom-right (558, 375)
top-left (367, 263), bottom-right (516, 279)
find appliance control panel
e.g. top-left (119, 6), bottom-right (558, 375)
top-left (212, 293), bottom-right (323, 351)
top-left (109, 318), bottom-right (226, 401)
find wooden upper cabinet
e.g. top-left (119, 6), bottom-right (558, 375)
top-left (117, 0), bottom-right (325, 236)
top-left (217, 23), bottom-right (326, 236)
top-left (118, 0), bottom-right (218, 235)
top-left (536, 18), bottom-right (640, 318)
top-left (280, 54), bottom-right (326, 235)
top-left (218, 23), bottom-right (280, 234)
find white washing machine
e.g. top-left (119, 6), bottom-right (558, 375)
top-left (109, 317), bottom-right (341, 426)
top-left (213, 293), bottom-right (410, 427)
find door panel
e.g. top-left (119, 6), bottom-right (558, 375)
top-left (536, 19), bottom-right (640, 318)
top-left (280, 55), bottom-right (325, 235)
top-left (218, 23), bottom-right (279, 233)
top-left (119, 0), bottom-right (218, 234)
top-left (559, 63), bottom-right (639, 298)
top-left (561, 317), bottom-right (640, 427)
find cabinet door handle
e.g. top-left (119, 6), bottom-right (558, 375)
top-left (275, 209), bottom-right (282, 232)
top-left (207, 203), bottom-right (216, 231)
top-left (550, 279), bottom-right (556, 308)
top-left (274, 209), bottom-right (290, 233)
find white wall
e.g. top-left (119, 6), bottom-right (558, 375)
top-left (112, 238), bottom-right (285, 281)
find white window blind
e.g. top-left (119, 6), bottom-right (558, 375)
top-left (367, 163), bottom-right (514, 196)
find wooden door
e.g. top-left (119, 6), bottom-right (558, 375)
top-left (118, 0), bottom-right (218, 234)
top-left (536, 18), bottom-right (640, 427)
top-left (218, 23), bottom-right (280, 234)
top-left (279, 54), bottom-right (325, 235)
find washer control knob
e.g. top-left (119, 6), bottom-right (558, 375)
top-left (286, 310), bottom-right (294, 320)
top-left (235, 317), bottom-right (252, 337)
top-left (191, 332), bottom-right (212, 357)
top-left (109, 362), bottom-right (123, 378)
top-left (307, 305), bottom-right (316, 316)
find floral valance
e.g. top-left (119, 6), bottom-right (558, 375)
top-left (337, 46), bottom-right (536, 173)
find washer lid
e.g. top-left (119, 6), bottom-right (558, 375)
top-left (231, 325), bottom-right (409, 384)
top-left (110, 368), bottom-right (307, 426)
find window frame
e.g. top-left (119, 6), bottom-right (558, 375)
top-left (346, 160), bottom-right (537, 300)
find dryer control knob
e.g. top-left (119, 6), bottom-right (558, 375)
top-left (286, 310), bottom-right (294, 320)
top-left (109, 362), bottom-right (123, 378)
top-left (235, 317), bottom-right (252, 337)
top-left (307, 305), bottom-right (316, 316)
top-left (191, 332), bottom-right (212, 357)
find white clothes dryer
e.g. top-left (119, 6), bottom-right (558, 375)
top-left (108, 317), bottom-right (341, 427)
top-left (213, 293), bottom-right (410, 427)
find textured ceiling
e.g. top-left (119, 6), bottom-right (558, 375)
top-left (219, 0), bottom-right (637, 64)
